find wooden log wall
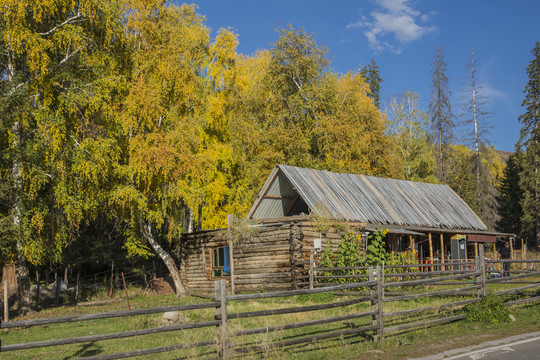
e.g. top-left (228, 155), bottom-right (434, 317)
top-left (299, 222), bottom-right (366, 259)
top-left (295, 222), bottom-right (367, 287)
top-left (178, 220), bottom-right (370, 295)
top-left (180, 223), bottom-right (302, 295)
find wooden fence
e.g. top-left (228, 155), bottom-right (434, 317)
top-left (1, 258), bottom-right (539, 359)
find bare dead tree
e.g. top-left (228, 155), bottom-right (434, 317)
top-left (459, 48), bottom-right (497, 228)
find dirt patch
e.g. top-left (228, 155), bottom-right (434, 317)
top-left (149, 277), bottom-right (175, 296)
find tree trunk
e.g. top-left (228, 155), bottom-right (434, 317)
top-left (8, 44), bottom-right (32, 314)
top-left (15, 253), bottom-right (32, 314)
top-left (140, 219), bottom-right (188, 297)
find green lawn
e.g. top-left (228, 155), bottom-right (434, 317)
top-left (1, 283), bottom-right (538, 359)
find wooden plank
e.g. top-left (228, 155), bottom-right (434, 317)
top-left (227, 281), bottom-right (376, 301)
top-left (383, 287), bottom-right (479, 303)
top-left (231, 309), bottom-right (375, 338)
top-left (494, 283), bottom-right (540, 295)
top-left (1, 321), bottom-right (219, 352)
top-left (221, 296), bottom-right (373, 320)
top-left (234, 324), bottom-right (377, 355)
top-left (384, 315), bottom-right (465, 334)
top-left (74, 339), bottom-right (216, 360)
top-left (0, 303), bottom-right (219, 329)
top-left (384, 298), bottom-right (479, 318)
top-left (381, 273), bottom-right (478, 288)
top-left (234, 268), bottom-right (291, 275)
top-left (487, 271), bottom-right (540, 282)
top-left (505, 295), bottom-right (540, 306)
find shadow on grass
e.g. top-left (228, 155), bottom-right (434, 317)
top-left (63, 341), bottom-right (103, 360)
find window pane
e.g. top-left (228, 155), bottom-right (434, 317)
top-left (218, 247), bottom-right (225, 267)
top-left (223, 246), bottom-right (230, 272)
top-left (211, 246), bottom-right (231, 278)
top-left (212, 249), bottom-right (218, 267)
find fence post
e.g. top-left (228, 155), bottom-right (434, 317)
top-left (309, 254), bottom-right (314, 290)
top-left (376, 265), bottom-right (384, 341)
top-left (3, 279), bottom-right (8, 322)
top-left (368, 266), bottom-right (378, 342)
top-left (36, 273), bottom-right (41, 308)
top-left (478, 244), bottom-right (487, 297)
top-left (121, 272), bottom-right (131, 310)
top-left (475, 256), bottom-right (487, 298)
top-left (75, 272), bottom-right (80, 303)
top-left (109, 261), bottom-right (115, 300)
top-left (55, 276), bottom-right (60, 306)
top-left (214, 280), bottom-right (228, 360)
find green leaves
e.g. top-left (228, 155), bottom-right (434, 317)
top-left (366, 229), bottom-right (387, 266)
top-left (385, 91), bottom-right (437, 183)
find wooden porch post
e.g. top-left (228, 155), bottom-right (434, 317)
top-left (428, 233), bottom-right (433, 271)
top-left (229, 242), bottom-right (235, 295)
top-left (464, 240), bottom-right (468, 269)
top-left (493, 242), bottom-right (498, 271)
top-left (474, 243), bottom-right (478, 257)
top-left (227, 215), bottom-right (235, 295)
top-left (521, 238), bottom-right (525, 259)
top-left (440, 234), bottom-right (445, 270)
top-left (509, 236), bottom-right (514, 259)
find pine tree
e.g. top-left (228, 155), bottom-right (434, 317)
top-left (518, 42), bottom-right (540, 249)
top-left (497, 151), bottom-right (524, 237)
top-left (361, 59), bottom-right (382, 109)
top-left (428, 46), bottom-right (454, 181)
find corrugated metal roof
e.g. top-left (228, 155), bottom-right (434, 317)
top-left (248, 165), bottom-right (487, 231)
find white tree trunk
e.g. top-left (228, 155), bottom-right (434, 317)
top-left (140, 219), bottom-right (188, 297)
top-left (8, 44), bottom-right (32, 313)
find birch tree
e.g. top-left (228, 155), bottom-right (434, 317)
top-left (386, 92), bottom-right (437, 182)
top-left (105, 1), bottom-right (213, 296)
top-left (0, 0), bottom-right (128, 312)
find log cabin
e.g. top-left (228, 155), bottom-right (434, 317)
top-left (178, 165), bottom-right (513, 295)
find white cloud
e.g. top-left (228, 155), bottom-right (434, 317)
top-left (482, 84), bottom-right (506, 100)
top-left (346, 0), bottom-right (437, 53)
top-left (346, 20), bottom-right (363, 30)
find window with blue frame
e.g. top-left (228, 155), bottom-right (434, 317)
top-left (211, 245), bottom-right (230, 278)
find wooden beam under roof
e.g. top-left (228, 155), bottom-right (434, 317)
top-left (262, 195), bottom-right (297, 200)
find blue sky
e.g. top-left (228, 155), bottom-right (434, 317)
top-left (181, 0), bottom-right (539, 153)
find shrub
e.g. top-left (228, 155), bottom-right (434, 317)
top-left (464, 294), bottom-right (510, 323)
top-left (365, 229), bottom-right (388, 266)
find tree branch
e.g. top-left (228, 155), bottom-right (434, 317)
top-left (56, 47), bottom-right (81, 69)
top-left (38, 12), bottom-right (83, 37)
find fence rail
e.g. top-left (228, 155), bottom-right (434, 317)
top-left (1, 257), bottom-right (539, 359)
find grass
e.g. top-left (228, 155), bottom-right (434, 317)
top-left (1, 279), bottom-right (539, 359)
